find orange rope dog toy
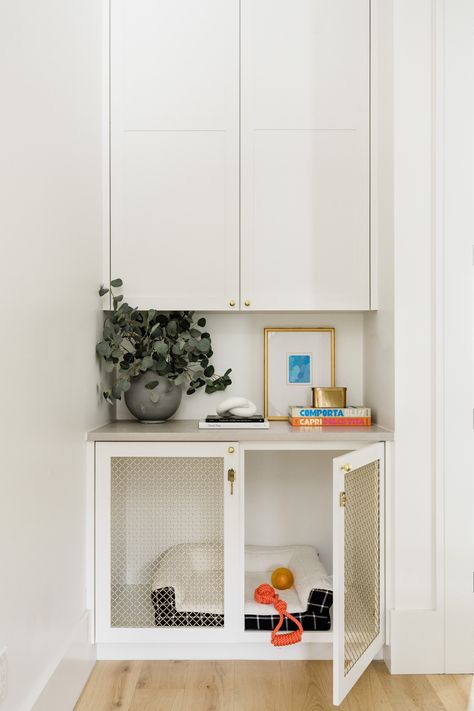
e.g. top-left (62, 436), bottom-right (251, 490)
top-left (254, 583), bottom-right (303, 646)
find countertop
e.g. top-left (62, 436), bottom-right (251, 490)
top-left (87, 420), bottom-right (394, 442)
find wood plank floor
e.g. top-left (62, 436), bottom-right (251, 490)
top-left (74, 661), bottom-right (473, 711)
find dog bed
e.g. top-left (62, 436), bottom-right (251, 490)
top-left (244, 545), bottom-right (333, 631)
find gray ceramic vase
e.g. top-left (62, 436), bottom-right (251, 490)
top-left (124, 371), bottom-right (182, 423)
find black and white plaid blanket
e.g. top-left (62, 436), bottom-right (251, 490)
top-left (244, 588), bottom-right (332, 631)
top-left (151, 586), bottom-right (332, 631)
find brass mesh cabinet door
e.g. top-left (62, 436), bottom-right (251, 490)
top-left (95, 442), bottom-right (238, 644)
top-left (332, 442), bottom-right (385, 706)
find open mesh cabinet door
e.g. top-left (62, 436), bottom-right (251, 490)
top-left (332, 442), bottom-right (385, 705)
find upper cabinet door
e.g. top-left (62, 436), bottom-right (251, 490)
top-left (110, 0), bottom-right (240, 311)
top-left (241, 0), bottom-right (370, 310)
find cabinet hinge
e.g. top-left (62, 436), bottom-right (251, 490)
top-left (339, 491), bottom-right (347, 507)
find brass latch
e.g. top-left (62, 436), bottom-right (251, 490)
top-left (339, 491), bottom-right (347, 507)
top-left (228, 468), bottom-right (236, 495)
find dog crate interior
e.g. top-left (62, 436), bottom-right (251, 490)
top-left (244, 450), bottom-right (345, 634)
top-left (109, 455), bottom-right (225, 629)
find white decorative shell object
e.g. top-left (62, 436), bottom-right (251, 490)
top-left (216, 397), bottom-right (257, 418)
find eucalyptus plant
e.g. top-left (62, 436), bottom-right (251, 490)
top-left (96, 279), bottom-right (232, 404)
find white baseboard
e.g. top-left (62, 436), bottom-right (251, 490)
top-left (387, 609), bottom-right (444, 674)
top-left (96, 642), bottom-right (384, 663)
top-left (31, 612), bottom-right (96, 711)
top-left (97, 641), bottom-right (334, 661)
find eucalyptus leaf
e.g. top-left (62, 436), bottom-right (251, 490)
top-left (110, 278), bottom-right (123, 287)
top-left (112, 383), bottom-right (123, 399)
top-left (112, 295), bottom-right (123, 311)
top-left (167, 320), bottom-right (178, 337)
top-left (153, 341), bottom-right (168, 355)
top-left (99, 286), bottom-right (109, 297)
top-left (103, 390), bottom-right (114, 405)
top-left (197, 338), bottom-right (211, 352)
top-left (96, 341), bottom-right (112, 357)
top-left (145, 380), bottom-right (159, 390)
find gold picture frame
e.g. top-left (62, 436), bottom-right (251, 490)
top-left (264, 327), bottom-right (336, 421)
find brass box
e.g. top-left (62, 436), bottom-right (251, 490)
top-left (313, 387), bottom-right (347, 408)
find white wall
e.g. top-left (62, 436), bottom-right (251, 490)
top-left (363, 0), bottom-right (473, 675)
top-left (443, 0), bottom-right (474, 672)
top-left (363, 0), bottom-right (394, 431)
top-left (245, 451), bottom-right (337, 573)
top-left (116, 311), bottom-right (365, 420)
top-left (389, 0), bottom-right (446, 673)
top-left (392, 0), bottom-right (436, 613)
top-left (0, 1), bottom-right (105, 709)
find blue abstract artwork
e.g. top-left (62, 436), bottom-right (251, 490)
top-left (287, 354), bottom-right (312, 384)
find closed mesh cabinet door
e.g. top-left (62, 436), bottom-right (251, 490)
top-left (95, 442), bottom-right (237, 643)
top-left (333, 442), bottom-right (384, 705)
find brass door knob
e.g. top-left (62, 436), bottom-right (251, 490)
top-left (244, 300), bottom-right (251, 307)
top-left (229, 300), bottom-right (236, 307)
top-left (341, 464), bottom-right (352, 473)
top-left (228, 446), bottom-right (235, 454)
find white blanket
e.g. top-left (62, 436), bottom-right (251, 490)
top-left (151, 543), bottom-right (332, 615)
top-left (245, 545), bottom-right (332, 614)
top-left (151, 542), bottom-right (224, 614)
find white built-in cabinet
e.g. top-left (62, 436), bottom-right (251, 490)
top-left (109, 0), bottom-right (370, 311)
top-left (93, 436), bottom-right (386, 706)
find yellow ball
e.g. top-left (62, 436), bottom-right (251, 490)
top-left (271, 567), bottom-right (294, 590)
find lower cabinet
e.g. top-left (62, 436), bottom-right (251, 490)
top-left (94, 440), bottom-right (385, 705)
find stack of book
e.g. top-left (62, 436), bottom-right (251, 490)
top-left (199, 415), bottom-right (270, 429)
top-left (288, 406), bottom-right (371, 427)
